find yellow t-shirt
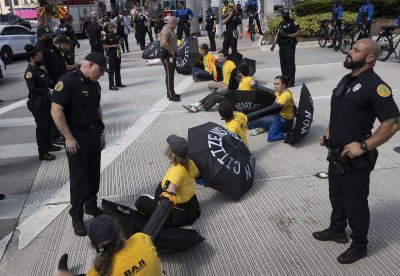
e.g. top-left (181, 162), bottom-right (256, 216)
top-left (225, 112), bottom-right (249, 147)
top-left (222, 60), bottom-right (236, 85)
top-left (203, 52), bottom-right (218, 80)
top-left (161, 160), bottom-right (198, 204)
top-left (86, 233), bottom-right (162, 276)
top-left (238, 76), bottom-right (255, 91)
top-left (275, 90), bottom-right (295, 120)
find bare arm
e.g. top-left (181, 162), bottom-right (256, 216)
top-left (365, 117), bottom-right (399, 150)
top-left (160, 29), bottom-right (175, 55)
top-left (289, 30), bottom-right (301, 38)
top-left (222, 13), bottom-right (232, 25)
top-left (51, 103), bottom-right (79, 153)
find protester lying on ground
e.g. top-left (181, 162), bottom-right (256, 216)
top-left (208, 49), bottom-right (236, 93)
top-left (135, 135), bottom-right (201, 227)
top-left (53, 215), bottom-right (162, 276)
top-left (218, 100), bottom-right (249, 148)
top-left (247, 75), bottom-right (295, 136)
top-left (192, 44), bottom-right (218, 82)
top-left (183, 64), bottom-right (255, 113)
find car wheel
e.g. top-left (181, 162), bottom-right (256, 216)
top-left (0, 46), bottom-right (13, 65)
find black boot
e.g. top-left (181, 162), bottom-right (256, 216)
top-left (84, 206), bottom-right (104, 217)
top-left (72, 217), bottom-right (87, 236)
top-left (49, 145), bottom-right (62, 152)
top-left (312, 228), bottom-right (348, 243)
top-left (337, 247), bottom-right (367, 264)
top-left (39, 152), bottom-right (56, 161)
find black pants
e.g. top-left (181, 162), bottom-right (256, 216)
top-left (200, 91), bottom-right (226, 110)
top-left (328, 159), bottom-right (377, 249)
top-left (27, 97), bottom-right (52, 155)
top-left (137, 29), bottom-right (146, 50)
top-left (90, 41), bottom-right (104, 55)
top-left (147, 27), bottom-right (153, 42)
top-left (177, 24), bottom-right (190, 40)
top-left (161, 57), bottom-right (176, 97)
top-left (249, 13), bottom-right (262, 33)
top-left (108, 56), bottom-right (121, 88)
top-left (223, 35), bottom-right (238, 53)
top-left (122, 34), bottom-right (129, 51)
top-left (67, 129), bottom-right (101, 219)
top-left (207, 30), bottom-right (216, 51)
top-left (279, 45), bottom-right (296, 87)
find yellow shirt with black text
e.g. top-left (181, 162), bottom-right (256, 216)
top-left (275, 90), bottom-right (295, 120)
top-left (238, 76), bottom-right (255, 91)
top-left (225, 112), bottom-right (249, 148)
top-left (86, 233), bottom-right (162, 276)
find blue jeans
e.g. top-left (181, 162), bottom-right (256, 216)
top-left (247, 115), bottom-right (293, 132)
top-left (192, 67), bottom-right (213, 81)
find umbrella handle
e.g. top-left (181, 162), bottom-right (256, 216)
top-left (142, 198), bottom-right (174, 240)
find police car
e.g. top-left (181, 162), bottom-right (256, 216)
top-left (0, 58), bottom-right (4, 79)
top-left (0, 25), bottom-right (37, 64)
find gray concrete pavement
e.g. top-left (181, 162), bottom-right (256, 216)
top-left (1, 33), bottom-right (400, 275)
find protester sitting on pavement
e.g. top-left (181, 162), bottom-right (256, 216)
top-left (208, 49), bottom-right (236, 93)
top-left (247, 75), bottom-right (295, 136)
top-left (192, 44), bottom-right (218, 82)
top-left (219, 100), bottom-right (249, 148)
top-left (135, 135), bottom-right (201, 227)
top-left (53, 215), bottom-right (162, 276)
top-left (183, 64), bottom-right (255, 113)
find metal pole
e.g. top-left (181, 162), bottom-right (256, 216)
top-left (10, 0), bottom-right (14, 15)
top-left (215, 0), bottom-right (222, 37)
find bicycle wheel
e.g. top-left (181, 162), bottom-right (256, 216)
top-left (340, 32), bottom-right (354, 54)
top-left (318, 29), bottom-right (328, 48)
top-left (376, 35), bottom-right (393, 61)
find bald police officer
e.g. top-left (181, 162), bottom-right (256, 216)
top-left (51, 52), bottom-right (108, 236)
top-left (313, 39), bottom-right (400, 264)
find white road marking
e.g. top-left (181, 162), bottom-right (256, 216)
top-left (0, 143), bottom-right (37, 159)
top-left (0, 117), bottom-right (34, 128)
top-left (0, 99), bottom-right (27, 116)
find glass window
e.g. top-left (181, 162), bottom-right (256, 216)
top-left (1, 27), bottom-right (19, 35)
top-left (13, 0), bottom-right (19, 6)
top-left (4, 0), bottom-right (10, 7)
top-left (17, 26), bottom-right (32, 34)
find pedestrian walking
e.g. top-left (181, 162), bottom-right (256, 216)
top-left (134, 9), bottom-right (148, 50)
top-left (87, 11), bottom-right (104, 54)
top-left (160, 17), bottom-right (180, 102)
top-left (204, 8), bottom-right (217, 52)
top-left (313, 39), bottom-right (400, 264)
top-left (175, 1), bottom-right (193, 40)
top-left (51, 52), bottom-right (109, 236)
top-left (151, 3), bottom-right (164, 41)
top-left (24, 45), bottom-right (61, 161)
top-left (222, 5), bottom-right (243, 54)
top-left (273, 9), bottom-right (301, 87)
top-left (103, 23), bottom-right (125, 90)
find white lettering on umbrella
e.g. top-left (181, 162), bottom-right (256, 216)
top-left (233, 161), bottom-right (240, 174)
top-left (301, 110), bottom-right (312, 135)
top-left (234, 102), bottom-right (261, 112)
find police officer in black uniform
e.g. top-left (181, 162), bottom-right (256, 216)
top-left (87, 11), bottom-right (104, 54)
top-left (204, 8), bottom-right (217, 52)
top-left (51, 52), bottom-right (108, 236)
top-left (103, 23), bottom-right (125, 90)
top-left (60, 15), bottom-right (80, 62)
top-left (134, 9), bottom-right (148, 50)
top-left (313, 39), bottom-right (400, 264)
top-left (275, 9), bottom-right (301, 87)
top-left (54, 35), bottom-right (79, 72)
top-left (24, 45), bottom-right (61, 161)
top-left (222, 5), bottom-right (243, 54)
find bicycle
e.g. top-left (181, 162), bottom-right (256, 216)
top-left (376, 25), bottom-right (400, 61)
top-left (317, 19), bottom-right (342, 50)
top-left (340, 22), bottom-right (371, 54)
top-left (248, 12), bottom-right (257, 41)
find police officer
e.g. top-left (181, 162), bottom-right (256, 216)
top-left (60, 15), bottom-right (80, 62)
top-left (274, 9), bottom-right (301, 88)
top-left (175, 1), bottom-right (193, 40)
top-left (24, 45), bottom-right (61, 161)
top-left (87, 11), bottom-right (104, 54)
top-left (245, 0), bottom-right (263, 35)
top-left (51, 52), bottom-right (108, 236)
top-left (329, 0), bottom-right (343, 50)
top-left (356, 0), bottom-right (374, 36)
top-left (204, 8), bottom-right (217, 52)
top-left (134, 9), bottom-right (148, 50)
top-left (54, 35), bottom-right (80, 72)
top-left (222, 5), bottom-right (243, 54)
top-left (313, 39), bottom-right (400, 264)
top-left (103, 23), bottom-right (125, 90)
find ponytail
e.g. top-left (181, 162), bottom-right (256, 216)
top-left (24, 44), bottom-right (41, 62)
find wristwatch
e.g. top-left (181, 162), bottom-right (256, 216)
top-left (360, 141), bottom-right (369, 152)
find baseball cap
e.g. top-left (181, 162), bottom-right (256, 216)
top-left (88, 215), bottom-right (119, 248)
top-left (85, 52), bottom-right (110, 73)
top-left (37, 25), bottom-right (53, 38)
top-left (167, 135), bottom-right (188, 156)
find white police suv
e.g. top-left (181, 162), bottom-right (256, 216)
top-left (0, 25), bottom-right (37, 64)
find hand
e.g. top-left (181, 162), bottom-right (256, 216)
top-left (65, 136), bottom-right (79, 154)
top-left (270, 45), bottom-right (275, 51)
top-left (76, 42), bottom-right (80, 49)
top-left (100, 135), bottom-right (106, 150)
top-left (341, 142), bottom-right (365, 159)
top-left (320, 131), bottom-right (329, 146)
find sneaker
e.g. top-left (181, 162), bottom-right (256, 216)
top-left (72, 218), bottom-right (87, 236)
top-left (193, 77), bottom-right (201, 82)
top-left (183, 104), bottom-right (198, 113)
top-left (84, 206), bottom-right (104, 217)
top-left (337, 247), bottom-right (367, 264)
top-left (312, 228), bottom-right (348, 243)
top-left (248, 127), bottom-right (265, 136)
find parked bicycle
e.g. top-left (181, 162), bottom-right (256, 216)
top-left (340, 21), bottom-right (371, 54)
top-left (376, 25), bottom-right (400, 61)
top-left (318, 19), bottom-right (342, 50)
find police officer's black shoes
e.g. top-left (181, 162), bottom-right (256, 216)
top-left (49, 145), bottom-right (62, 152)
top-left (312, 228), bottom-right (349, 243)
top-left (39, 152), bottom-right (56, 161)
top-left (109, 86), bottom-right (119, 91)
top-left (337, 247), bottom-right (367, 264)
top-left (84, 206), bottom-right (104, 217)
top-left (168, 94), bottom-right (181, 102)
top-left (72, 218), bottom-right (87, 236)
top-left (116, 84), bottom-right (126, 88)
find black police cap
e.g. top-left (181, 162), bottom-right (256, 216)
top-left (282, 8), bottom-right (290, 15)
top-left (37, 25), bottom-right (53, 38)
top-left (85, 52), bottom-right (110, 73)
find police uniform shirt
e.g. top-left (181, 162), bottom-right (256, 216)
top-left (175, 8), bottom-right (193, 24)
top-left (329, 69), bottom-right (399, 148)
top-left (278, 19), bottom-right (300, 45)
top-left (51, 69), bottom-right (101, 128)
top-left (205, 14), bottom-right (216, 31)
top-left (134, 15), bottom-right (147, 30)
top-left (62, 24), bottom-right (77, 46)
top-left (24, 64), bottom-right (51, 98)
top-left (103, 33), bottom-right (120, 57)
top-left (225, 14), bottom-right (242, 37)
top-left (35, 41), bottom-right (67, 83)
top-left (87, 22), bottom-right (103, 42)
top-left (63, 49), bottom-right (75, 66)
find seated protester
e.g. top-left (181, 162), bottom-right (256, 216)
top-left (183, 64), bottom-right (254, 113)
top-left (135, 135), bottom-right (201, 227)
top-left (54, 35), bottom-right (79, 72)
top-left (53, 215), bottom-right (162, 276)
top-left (192, 44), bottom-right (217, 82)
top-left (208, 49), bottom-right (236, 93)
top-left (247, 75), bottom-right (295, 136)
top-left (219, 100), bottom-right (249, 148)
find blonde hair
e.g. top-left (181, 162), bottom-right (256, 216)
top-left (165, 146), bottom-right (190, 171)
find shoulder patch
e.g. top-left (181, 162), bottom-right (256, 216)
top-left (25, 72), bottom-right (32, 79)
top-left (55, 81), bottom-right (64, 92)
top-left (377, 84), bottom-right (391, 97)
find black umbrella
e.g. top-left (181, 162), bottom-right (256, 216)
top-left (228, 51), bottom-right (243, 66)
top-left (224, 89), bottom-right (275, 114)
top-left (102, 199), bottom-right (205, 253)
top-left (240, 58), bottom-right (256, 76)
top-left (176, 37), bottom-right (201, 75)
top-left (285, 84), bottom-right (314, 144)
top-left (142, 41), bottom-right (160, 60)
top-left (188, 122), bottom-right (256, 200)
